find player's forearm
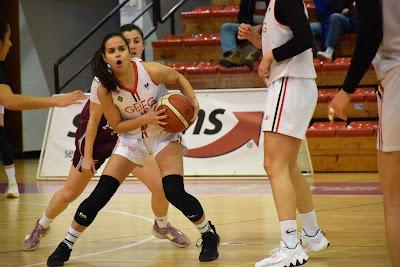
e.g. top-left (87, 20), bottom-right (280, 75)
top-left (248, 33), bottom-right (262, 49)
top-left (3, 94), bottom-right (57, 110)
top-left (112, 116), bottom-right (148, 134)
top-left (84, 117), bottom-right (101, 159)
top-left (177, 74), bottom-right (197, 102)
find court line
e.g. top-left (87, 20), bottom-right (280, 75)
top-left (21, 235), bottom-right (156, 267)
top-left (4, 201), bottom-right (157, 267)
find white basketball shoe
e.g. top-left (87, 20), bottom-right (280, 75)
top-left (301, 229), bottom-right (330, 253)
top-left (255, 241), bottom-right (308, 267)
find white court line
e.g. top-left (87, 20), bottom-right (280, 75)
top-left (21, 235), bottom-right (156, 267)
top-left (3, 201), bottom-right (156, 267)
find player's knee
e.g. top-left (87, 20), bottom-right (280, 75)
top-left (162, 174), bottom-right (185, 206)
top-left (263, 158), bottom-right (286, 179)
top-left (59, 186), bottom-right (82, 203)
top-left (74, 175), bottom-right (120, 227)
top-left (162, 174), bottom-right (204, 222)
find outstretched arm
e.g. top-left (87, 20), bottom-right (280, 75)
top-left (0, 84), bottom-right (84, 110)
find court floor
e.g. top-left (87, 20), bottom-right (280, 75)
top-left (0, 159), bottom-right (390, 267)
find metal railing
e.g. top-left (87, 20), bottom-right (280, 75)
top-left (54, 0), bottom-right (189, 93)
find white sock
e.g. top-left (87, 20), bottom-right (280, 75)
top-left (280, 220), bottom-right (299, 249)
top-left (155, 215), bottom-right (168, 228)
top-left (38, 213), bottom-right (53, 229)
top-left (196, 220), bottom-right (213, 234)
top-left (5, 166), bottom-right (17, 184)
top-left (63, 226), bottom-right (81, 249)
top-left (325, 47), bottom-right (334, 57)
top-left (299, 210), bottom-right (320, 237)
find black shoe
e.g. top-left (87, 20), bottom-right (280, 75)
top-left (198, 222), bottom-right (220, 262)
top-left (47, 242), bottom-right (72, 266)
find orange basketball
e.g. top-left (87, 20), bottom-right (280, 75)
top-left (155, 93), bottom-right (195, 133)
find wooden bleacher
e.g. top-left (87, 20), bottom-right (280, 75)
top-left (151, 1), bottom-right (379, 172)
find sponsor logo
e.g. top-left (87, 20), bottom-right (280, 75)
top-left (118, 95), bottom-right (123, 102)
top-left (79, 212), bottom-right (87, 219)
top-left (185, 111), bottom-right (263, 158)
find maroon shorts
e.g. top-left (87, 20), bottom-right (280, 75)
top-left (72, 102), bottom-right (118, 171)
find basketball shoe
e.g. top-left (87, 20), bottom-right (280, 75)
top-left (198, 222), bottom-right (220, 262)
top-left (22, 220), bottom-right (50, 250)
top-left (5, 182), bottom-right (19, 198)
top-left (255, 241), bottom-right (308, 267)
top-left (47, 242), bottom-right (72, 267)
top-left (152, 221), bottom-right (191, 247)
top-left (301, 229), bottom-right (330, 253)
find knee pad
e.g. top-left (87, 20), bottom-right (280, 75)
top-left (0, 126), bottom-right (14, 165)
top-left (162, 174), bottom-right (204, 222)
top-left (74, 175), bottom-right (120, 226)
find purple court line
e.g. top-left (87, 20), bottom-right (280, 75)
top-left (0, 181), bottom-right (382, 196)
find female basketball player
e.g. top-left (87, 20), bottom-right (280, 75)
top-left (329, 0), bottom-right (400, 265)
top-left (238, 0), bottom-right (330, 266)
top-left (23, 24), bottom-right (190, 251)
top-left (46, 32), bottom-right (220, 266)
top-left (0, 20), bottom-right (84, 198)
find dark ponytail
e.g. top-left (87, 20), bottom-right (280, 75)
top-left (91, 32), bottom-right (129, 92)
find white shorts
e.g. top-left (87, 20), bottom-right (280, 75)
top-left (0, 105), bottom-right (4, 114)
top-left (377, 66), bottom-right (400, 152)
top-left (113, 129), bottom-right (186, 166)
top-left (261, 77), bottom-right (317, 139)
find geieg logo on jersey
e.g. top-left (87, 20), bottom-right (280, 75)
top-left (183, 109), bottom-right (264, 158)
top-left (125, 97), bottom-right (156, 113)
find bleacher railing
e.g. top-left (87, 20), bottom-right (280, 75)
top-left (54, 0), bottom-right (188, 93)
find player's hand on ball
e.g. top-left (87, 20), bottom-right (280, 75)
top-left (145, 108), bottom-right (168, 127)
top-left (189, 96), bottom-right (199, 123)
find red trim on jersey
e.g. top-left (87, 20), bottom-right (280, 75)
top-left (119, 62), bottom-right (139, 95)
top-left (275, 77), bottom-right (288, 131)
top-left (378, 83), bottom-right (384, 150)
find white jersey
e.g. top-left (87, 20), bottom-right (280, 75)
top-left (261, 0), bottom-right (316, 85)
top-left (111, 58), bottom-right (168, 139)
top-left (89, 77), bottom-right (101, 104)
top-left (373, 0), bottom-right (400, 80)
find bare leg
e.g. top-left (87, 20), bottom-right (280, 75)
top-left (263, 132), bottom-right (301, 221)
top-left (378, 151), bottom-right (400, 267)
top-left (288, 145), bottom-right (314, 214)
top-left (132, 156), bottom-right (168, 217)
top-left (45, 166), bottom-right (93, 219)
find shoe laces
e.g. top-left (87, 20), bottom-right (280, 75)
top-left (196, 231), bottom-right (214, 249)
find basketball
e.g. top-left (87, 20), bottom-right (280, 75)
top-left (155, 93), bottom-right (195, 133)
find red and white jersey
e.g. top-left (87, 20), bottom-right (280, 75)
top-left (373, 0), bottom-right (400, 80)
top-left (261, 0), bottom-right (316, 85)
top-left (111, 58), bottom-right (168, 139)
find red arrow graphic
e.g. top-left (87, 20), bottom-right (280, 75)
top-left (185, 112), bottom-right (264, 158)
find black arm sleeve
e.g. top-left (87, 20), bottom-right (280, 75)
top-left (342, 0), bottom-right (382, 94)
top-left (0, 61), bottom-right (9, 85)
top-left (272, 0), bottom-right (313, 62)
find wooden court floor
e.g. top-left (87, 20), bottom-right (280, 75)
top-left (0, 159), bottom-right (390, 267)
